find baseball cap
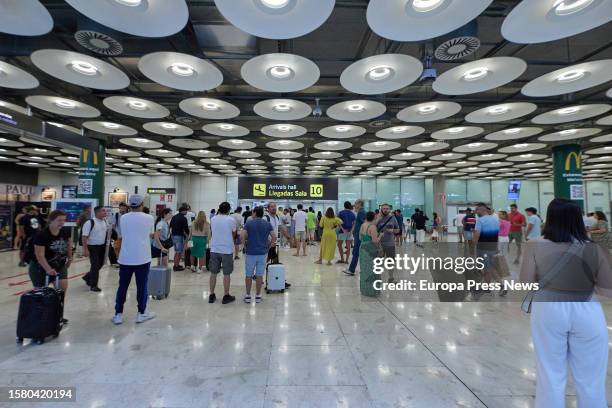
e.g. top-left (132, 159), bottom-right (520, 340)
top-left (128, 194), bottom-right (144, 208)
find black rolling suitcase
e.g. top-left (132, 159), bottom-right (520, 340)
top-left (16, 275), bottom-right (64, 345)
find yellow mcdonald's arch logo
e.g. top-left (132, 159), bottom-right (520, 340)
top-left (82, 149), bottom-right (98, 166)
top-left (564, 151), bottom-right (581, 171)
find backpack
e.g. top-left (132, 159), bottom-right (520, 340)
top-left (23, 235), bottom-right (36, 264)
top-left (78, 219), bottom-right (95, 244)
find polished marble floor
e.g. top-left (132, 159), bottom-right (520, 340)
top-left (0, 240), bottom-right (610, 408)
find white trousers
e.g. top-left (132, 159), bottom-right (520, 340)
top-left (531, 300), bottom-right (609, 408)
top-left (416, 229), bottom-right (426, 244)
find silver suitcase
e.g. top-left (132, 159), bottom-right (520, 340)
top-left (148, 264), bottom-right (171, 300)
top-left (266, 263), bottom-right (285, 293)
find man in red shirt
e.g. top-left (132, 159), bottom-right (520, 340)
top-left (507, 203), bottom-right (526, 264)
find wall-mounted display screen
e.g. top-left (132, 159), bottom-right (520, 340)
top-left (508, 180), bottom-right (521, 200)
top-left (52, 199), bottom-right (98, 227)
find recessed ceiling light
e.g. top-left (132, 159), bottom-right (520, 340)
top-left (513, 143), bottom-right (529, 148)
top-left (442, 153), bottom-right (454, 157)
top-left (321, 151), bottom-right (332, 155)
top-left (128, 100), bottom-right (147, 111)
top-left (327, 141), bottom-right (340, 146)
top-left (447, 127), bottom-right (465, 134)
top-left (267, 65), bottom-right (293, 80)
top-left (417, 105), bottom-right (437, 115)
top-left (401, 153), bottom-right (414, 157)
top-left (135, 138), bottom-right (150, 143)
top-left (55, 99), bottom-right (76, 109)
top-left (487, 106), bottom-right (509, 115)
top-left (115, 0), bottom-right (142, 6)
top-left (202, 102), bottom-right (220, 111)
top-left (391, 126), bottom-right (408, 133)
top-left (462, 67), bottom-right (489, 81)
top-left (219, 124), bottom-right (234, 131)
top-left (161, 123), bottom-right (177, 130)
top-left (560, 129), bottom-right (578, 135)
top-left (367, 66), bottom-right (393, 81)
top-left (335, 126), bottom-right (349, 133)
top-left (520, 153), bottom-right (533, 158)
top-left (169, 63), bottom-right (196, 77)
top-left (157, 149), bottom-right (169, 153)
top-left (346, 104), bottom-right (365, 113)
top-left (277, 125), bottom-right (291, 132)
top-left (504, 128), bottom-right (521, 134)
top-left (273, 103), bottom-right (292, 112)
top-left (556, 69), bottom-right (586, 83)
top-left (421, 142), bottom-right (435, 147)
top-left (34, 148), bottom-right (47, 152)
top-left (557, 106), bottom-right (580, 115)
top-left (412, 0), bottom-right (445, 13)
top-left (467, 143), bottom-right (481, 147)
top-left (552, 0), bottom-right (594, 16)
top-left (278, 140), bottom-right (292, 145)
top-left (0, 138), bottom-right (6, 143)
top-left (103, 122), bottom-right (120, 129)
top-left (198, 149), bottom-right (209, 153)
top-left (260, 0), bottom-right (290, 8)
top-left (70, 60), bottom-right (98, 76)
top-left (374, 141), bottom-right (387, 146)
top-left (230, 140), bottom-right (244, 145)
top-left (482, 154), bottom-right (494, 157)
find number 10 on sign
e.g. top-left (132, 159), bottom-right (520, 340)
top-left (309, 184), bottom-right (323, 198)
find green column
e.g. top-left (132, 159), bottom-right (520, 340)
top-left (552, 144), bottom-right (584, 209)
top-left (77, 141), bottom-right (106, 206)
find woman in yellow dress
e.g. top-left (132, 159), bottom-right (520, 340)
top-left (315, 207), bottom-right (342, 265)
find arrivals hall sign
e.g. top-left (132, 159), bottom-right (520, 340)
top-left (238, 177), bottom-right (338, 201)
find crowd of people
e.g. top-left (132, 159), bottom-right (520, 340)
top-left (11, 195), bottom-right (612, 407)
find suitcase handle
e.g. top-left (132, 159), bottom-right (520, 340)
top-left (45, 274), bottom-right (61, 288)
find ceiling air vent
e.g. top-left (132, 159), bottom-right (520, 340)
top-left (434, 21), bottom-right (480, 61)
top-left (75, 16), bottom-right (123, 56)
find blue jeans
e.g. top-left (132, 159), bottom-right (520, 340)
top-left (348, 235), bottom-right (361, 273)
top-left (172, 235), bottom-right (185, 253)
top-left (115, 262), bottom-right (150, 314)
top-left (245, 254), bottom-right (267, 277)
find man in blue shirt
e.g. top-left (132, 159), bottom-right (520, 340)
top-left (344, 199), bottom-right (365, 276)
top-left (473, 203), bottom-right (500, 296)
top-left (241, 206), bottom-right (276, 303)
top-left (337, 201), bottom-right (356, 264)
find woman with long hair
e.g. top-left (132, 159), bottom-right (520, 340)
top-left (189, 211), bottom-right (211, 273)
top-left (316, 207), bottom-right (342, 265)
top-left (151, 208), bottom-right (172, 267)
top-left (520, 198), bottom-right (611, 407)
top-left (590, 211), bottom-right (609, 250)
top-left (358, 211), bottom-right (381, 296)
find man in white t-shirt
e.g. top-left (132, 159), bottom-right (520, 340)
top-left (230, 207), bottom-right (244, 260)
top-left (81, 206), bottom-right (110, 292)
top-left (293, 204), bottom-right (307, 257)
top-left (112, 195), bottom-right (156, 325)
top-left (209, 202), bottom-right (237, 305)
top-left (454, 212), bottom-right (466, 243)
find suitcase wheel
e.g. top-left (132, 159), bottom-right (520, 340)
top-left (34, 338), bottom-right (44, 345)
top-left (266, 289), bottom-right (270, 294)
top-left (16, 337), bottom-right (23, 344)
top-left (280, 289), bottom-right (285, 293)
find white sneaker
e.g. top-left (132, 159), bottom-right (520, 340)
top-left (112, 313), bottom-right (123, 325)
top-left (244, 295), bottom-right (251, 304)
top-left (136, 311), bottom-right (156, 323)
top-left (191, 266), bottom-right (197, 272)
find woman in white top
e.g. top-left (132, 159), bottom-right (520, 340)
top-left (520, 198), bottom-right (612, 408)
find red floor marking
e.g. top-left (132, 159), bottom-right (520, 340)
top-left (12, 273), bottom-right (86, 296)
top-left (0, 272), bottom-right (29, 281)
top-left (8, 279), bottom-right (32, 287)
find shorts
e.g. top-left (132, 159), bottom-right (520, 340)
top-left (172, 235), bottom-right (185, 253)
top-left (508, 231), bottom-right (523, 243)
top-left (29, 262), bottom-right (68, 287)
top-left (209, 252), bottom-right (234, 275)
top-left (457, 226), bottom-right (464, 234)
top-left (151, 245), bottom-right (167, 259)
top-left (337, 232), bottom-right (353, 241)
top-left (294, 231), bottom-right (306, 241)
top-left (463, 230), bottom-right (473, 241)
top-left (245, 254), bottom-right (267, 277)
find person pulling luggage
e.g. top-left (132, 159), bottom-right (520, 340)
top-left (241, 206), bottom-right (276, 303)
top-left (28, 209), bottom-right (72, 324)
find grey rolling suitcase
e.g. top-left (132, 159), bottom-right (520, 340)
top-left (148, 263), bottom-right (171, 300)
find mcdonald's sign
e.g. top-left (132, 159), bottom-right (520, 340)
top-left (81, 149), bottom-right (98, 166)
top-left (564, 151), bottom-right (581, 171)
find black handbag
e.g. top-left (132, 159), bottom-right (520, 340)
top-left (161, 237), bottom-right (174, 249)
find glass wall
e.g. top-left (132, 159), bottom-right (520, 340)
top-left (445, 179), bottom-right (466, 203)
top-left (375, 178), bottom-right (400, 209)
top-left (586, 180), bottom-right (611, 221)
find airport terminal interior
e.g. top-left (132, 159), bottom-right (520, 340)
top-left (0, 0), bottom-right (612, 407)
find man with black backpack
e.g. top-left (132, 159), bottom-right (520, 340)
top-left (19, 205), bottom-right (46, 266)
top-left (81, 206), bottom-right (110, 292)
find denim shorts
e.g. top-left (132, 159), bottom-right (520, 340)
top-left (245, 254), bottom-right (267, 277)
top-left (172, 235), bottom-right (185, 252)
